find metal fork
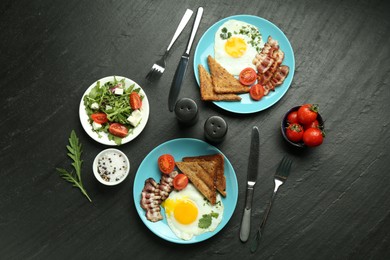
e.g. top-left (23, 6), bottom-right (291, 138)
top-left (250, 156), bottom-right (293, 253)
top-left (145, 9), bottom-right (193, 82)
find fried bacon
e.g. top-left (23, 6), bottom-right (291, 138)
top-left (252, 36), bottom-right (289, 95)
top-left (140, 171), bottom-right (178, 222)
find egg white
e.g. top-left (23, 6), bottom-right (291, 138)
top-left (214, 20), bottom-right (264, 76)
top-left (163, 184), bottom-right (224, 240)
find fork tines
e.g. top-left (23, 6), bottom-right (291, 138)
top-left (275, 156), bottom-right (292, 180)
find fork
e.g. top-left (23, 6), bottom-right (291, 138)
top-left (250, 156), bottom-right (293, 253)
top-left (145, 9), bottom-right (193, 82)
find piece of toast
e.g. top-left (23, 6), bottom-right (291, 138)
top-left (207, 55), bottom-right (250, 94)
top-left (198, 64), bottom-right (241, 102)
top-left (183, 154), bottom-right (226, 197)
top-left (175, 161), bottom-right (217, 205)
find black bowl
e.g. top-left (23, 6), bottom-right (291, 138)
top-left (281, 106), bottom-right (324, 148)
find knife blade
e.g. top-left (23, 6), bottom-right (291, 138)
top-left (239, 126), bottom-right (260, 242)
top-left (168, 7), bottom-right (203, 112)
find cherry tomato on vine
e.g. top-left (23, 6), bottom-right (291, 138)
top-left (303, 128), bottom-right (324, 147)
top-left (297, 104), bottom-right (318, 125)
top-left (285, 123), bottom-right (304, 143)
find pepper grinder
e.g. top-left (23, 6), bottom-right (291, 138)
top-left (204, 116), bottom-right (228, 143)
top-left (174, 98), bottom-right (199, 126)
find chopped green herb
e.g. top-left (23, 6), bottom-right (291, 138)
top-left (198, 212), bottom-right (219, 229)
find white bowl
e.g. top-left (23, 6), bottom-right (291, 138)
top-left (93, 148), bottom-right (130, 186)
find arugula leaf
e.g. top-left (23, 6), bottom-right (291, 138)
top-left (56, 130), bottom-right (92, 202)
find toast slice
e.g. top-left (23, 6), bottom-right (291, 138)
top-left (175, 161), bottom-right (217, 205)
top-left (207, 55), bottom-right (250, 94)
top-left (183, 154), bottom-right (226, 197)
top-left (198, 64), bottom-right (241, 102)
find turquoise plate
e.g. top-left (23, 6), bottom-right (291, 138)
top-left (193, 15), bottom-right (295, 114)
top-left (133, 138), bottom-right (238, 244)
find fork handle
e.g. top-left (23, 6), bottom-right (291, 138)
top-left (250, 191), bottom-right (277, 253)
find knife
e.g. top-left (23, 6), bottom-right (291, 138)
top-left (239, 126), bottom-right (260, 242)
top-left (168, 7), bottom-right (203, 112)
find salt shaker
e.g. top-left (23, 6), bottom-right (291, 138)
top-left (174, 98), bottom-right (199, 126)
top-left (204, 116), bottom-right (228, 143)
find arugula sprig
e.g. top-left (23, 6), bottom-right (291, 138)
top-left (56, 130), bottom-right (92, 202)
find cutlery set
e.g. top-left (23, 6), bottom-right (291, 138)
top-left (239, 126), bottom-right (293, 253)
top-left (145, 7), bottom-right (204, 112)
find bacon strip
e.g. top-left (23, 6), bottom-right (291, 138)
top-left (140, 171), bottom-right (178, 222)
top-left (253, 36), bottom-right (289, 95)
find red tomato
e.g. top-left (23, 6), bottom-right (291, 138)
top-left (297, 104), bottom-right (318, 125)
top-left (303, 128), bottom-right (323, 147)
top-left (304, 119), bottom-right (320, 130)
top-left (173, 174), bottom-right (189, 190)
top-left (285, 123), bottom-right (304, 143)
top-left (239, 68), bottom-right (257, 86)
top-left (158, 154), bottom-right (175, 174)
top-left (91, 112), bottom-right (108, 124)
top-left (130, 92), bottom-right (142, 110)
top-left (109, 123), bottom-right (128, 138)
top-left (249, 84), bottom-right (264, 101)
top-left (287, 111), bottom-right (299, 124)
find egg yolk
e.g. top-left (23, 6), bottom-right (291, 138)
top-left (164, 198), bottom-right (198, 225)
top-left (224, 37), bottom-right (247, 58)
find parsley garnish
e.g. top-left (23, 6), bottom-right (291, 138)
top-left (198, 212), bottom-right (219, 229)
top-left (56, 130), bottom-right (92, 202)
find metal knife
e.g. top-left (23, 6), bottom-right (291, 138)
top-left (168, 7), bottom-right (203, 112)
top-left (239, 126), bottom-right (260, 242)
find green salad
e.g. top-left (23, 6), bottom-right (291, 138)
top-left (83, 77), bottom-right (144, 145)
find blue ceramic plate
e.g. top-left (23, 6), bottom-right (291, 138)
top-left (193, 15), bottom-right (295, 114)
top-left (133, 138), bottom-right (238, 244)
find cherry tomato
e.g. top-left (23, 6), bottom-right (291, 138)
top-left (303, 128), bottom-right (323, 147)
top-left (285, 123), bottom-right (304, 143)
top-left (249, 84), bottom-right (264, 101)
top-left (158, 154), bottom-right (175, 174)
top-left (239, 67), bottom-right (257, 86)
top-left (173, 174), bottom-right (189, 190)
top-left (297, 104), bottom-right (318, 125)
top-left (130, 92), bottom-right (142, 110)
top-left (286, 111), bottom-right (299, 124)
top-left (304, 119), bottom-right (320, 130)
top-left (109, 123), bottom-right (128, 138)
top-left (91, 112), bottom-right (108, 124)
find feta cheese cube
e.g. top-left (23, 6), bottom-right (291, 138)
top-left (127, 110), bottom-right (142, 127)
top-left (114, 88), bottom-right (124, 95)
top-left (91, 102), bottom-right (99, 110)
top-left (92, 121), bottom-right (102, 130)
top-left (106, 105), bottom-right (113, 111)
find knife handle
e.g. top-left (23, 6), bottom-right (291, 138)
top-left (239, 186), bottom-right (255, 242)
top-left (168, 56), bottom-right (189, 111)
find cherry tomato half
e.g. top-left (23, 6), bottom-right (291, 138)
top-left (109, 123), bottom-right (128, 138)
top-left (249, 84), bottom-right (264, 101)
top-left (173, 174), bottom-right (189, 190)
top-left (91, 112), bottom-right (108, 124)
top-left (303, 128), bottom-right (324, 147)
top-left (297, 104), bottom-right (318, 125)
top-left (130, 92), bottom-right (142, 110)
top-left (286, 123), bottom-right (304, 143)
top-left (158, 154), bottom-right (175, 174)
top-left (239, 67), bottom-right (257, 86)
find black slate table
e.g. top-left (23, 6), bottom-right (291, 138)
top-left (1, 0), bottom-right (389, 259)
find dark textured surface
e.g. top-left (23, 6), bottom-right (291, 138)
top-left (1, 0), bottom-right (390, 259)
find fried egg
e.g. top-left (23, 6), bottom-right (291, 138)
top-left (162, 183), bottom-right (224, 240)
top-left (214, 20), bottom-right (264, 76)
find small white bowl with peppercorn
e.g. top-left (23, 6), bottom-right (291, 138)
top-left (281, 104), bottom-right (325, 148)
top-left (93, 148), bottom-right (130, 185)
